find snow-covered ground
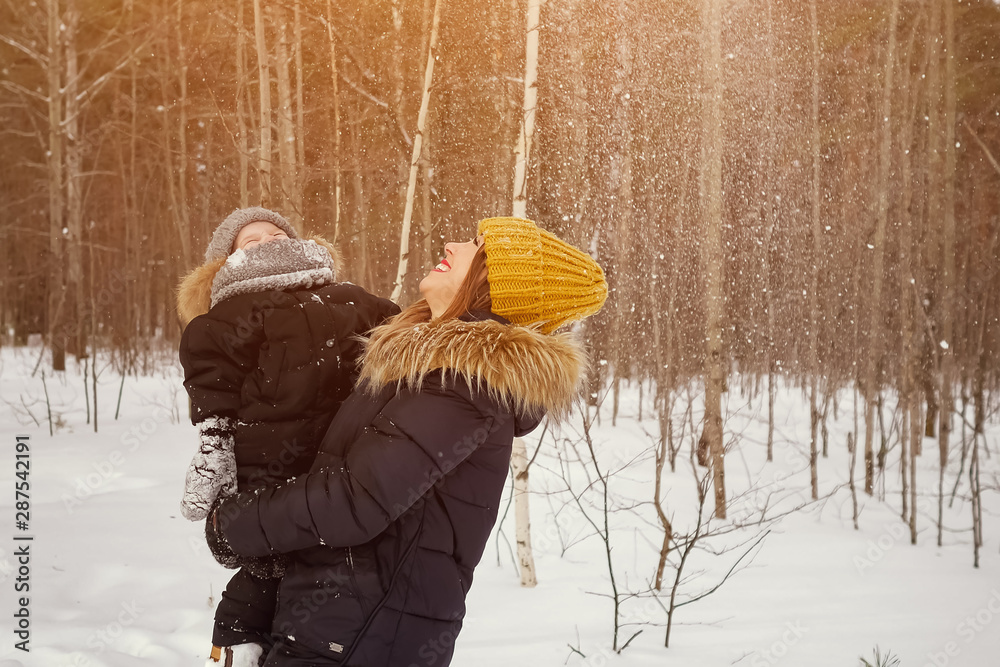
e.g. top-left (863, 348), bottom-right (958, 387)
top-left (0, 345), bottom-right (996, 667)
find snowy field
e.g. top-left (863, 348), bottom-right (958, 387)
top-left (0, 344), bottom-right (997, 667)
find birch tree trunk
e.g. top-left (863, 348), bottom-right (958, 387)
top-left (176, 0), bottom-right (191, 265)
top-left (350, 97), bottom-right (373, 289)
top-left (126, 0), bottom-right (141, 351)
top-left (512, 0), bottom-right (540, 218)
top-left (293, 0), bottom-right (305, 217)
top-left (937, 0), bottom-right (957, 536)
top-left (969, 290), bottom-right (992, 568)
top-left (254, 0), bottom-right (272, 205)
top-left (700, 0), bottom-right (726, 519)
top-left (848, 431), bottom-right (859, 530)
top-left (46, 0), bottom-right (67, 371)
top-left (609, 0), bottom-right (634, 427)
top-left (325, 0), bottom-right (342, 242)
top-left (510, 437), bottom-right (536, 586)
top-left (64, 2), bottom-right (85, 359)
top-left (508, 0), bottom-right (541, 588)
top-left (925, 0), bottom-right (944, 545)
top-left (970, 385), bottom-right (982, 568)
top-left (561, 0), bottom-right (590, 243)
top-left (807, 0), bottom-right (821, 501)
top-left (274, 9), bottom-right (300, 226)
top-left (968, 196), bottom-right (997, 567)
top-left (899, 23), bottom-right (920, 544)
top-left (391, 0), bottom-right (409, 220)
top-left (901, 397), bottom-right (910, 523)
top-left (237, 0), bottom-right (250, 207)
top-left (763, 0), bottom-right (778, 462)
top-left (390, 0), bottom-right (441, 303)
top-left (419, 0), bottom-right (434, 268)
top-left (157, 0), bottom-right (190, 272)
top-left (863, 0), bottom-right (899, 495)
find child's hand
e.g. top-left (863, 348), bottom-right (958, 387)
top-left (180, 417), bottom-right (238, 521)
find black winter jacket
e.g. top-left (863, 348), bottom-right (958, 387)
top-left (214, 313), bottom-right (587, 665)
top-left (179, 281), bottom-right (399, 489)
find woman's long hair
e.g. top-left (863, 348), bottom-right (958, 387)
top-left (388, 245), bottom-right (492, 329)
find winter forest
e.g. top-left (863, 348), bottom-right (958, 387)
top-left (1, 0), bottom-right (1000, 665)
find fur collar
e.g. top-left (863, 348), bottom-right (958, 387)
top-left (176, 235), bottom-right (340, 327)
top-left (358, 317), bottom-right (587, 418)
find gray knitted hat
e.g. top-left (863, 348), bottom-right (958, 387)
top-left (205, 207), bottom-right (298, 261)
top-left (211, 238), bottom-right (335, 308)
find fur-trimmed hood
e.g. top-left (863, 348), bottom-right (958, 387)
top-left (176, 235), bottom-right (341, 326)
top-left (358, 317), bottom-right (587, 419)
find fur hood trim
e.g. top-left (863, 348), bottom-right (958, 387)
top-left (176, 235), bottom-right (341, 327)
top-left (358, 317), bottom-right (587, 419)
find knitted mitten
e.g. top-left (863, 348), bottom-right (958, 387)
top-left (181, 417), bottom-right (238, 521)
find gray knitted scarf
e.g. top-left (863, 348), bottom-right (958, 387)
top-left (211, 238), bottom-right (336, 308)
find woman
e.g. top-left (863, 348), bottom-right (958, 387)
top-left (208, 216), bottom-right (607, 666)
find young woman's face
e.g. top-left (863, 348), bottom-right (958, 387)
top-left (419, 235), bottom-right (484, 315)
top-left (232, 221), bottom-right (289, 252)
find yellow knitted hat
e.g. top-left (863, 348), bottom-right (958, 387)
top-left (477, 217), bottom-right (608, 334)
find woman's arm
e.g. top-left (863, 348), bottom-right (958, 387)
top-left (214, 380), bottom-right (506, 556)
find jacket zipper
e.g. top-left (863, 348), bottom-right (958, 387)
top-left (346, 547), bottom-right (372, 618)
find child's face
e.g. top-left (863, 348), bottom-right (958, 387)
top-left (233, 221), bottom-right (289, 252)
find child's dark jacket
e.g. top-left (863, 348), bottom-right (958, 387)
top-left (177, 249), bottom-right (399, 490)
